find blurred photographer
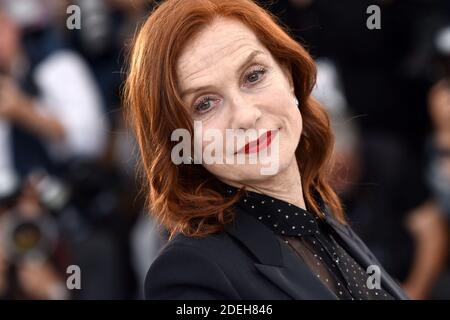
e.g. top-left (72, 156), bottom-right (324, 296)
top-left (0, 1), bottom-right (107, 179)
top-left (0, 175), bottom-right (70, 300)
top-left (0, 0), bottom-right (137, 299)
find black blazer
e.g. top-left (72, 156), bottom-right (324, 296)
top-left (144, 205), bottom-right (409, 300)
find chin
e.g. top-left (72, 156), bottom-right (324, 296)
top-left (206, 154), bottom-right (294, 186)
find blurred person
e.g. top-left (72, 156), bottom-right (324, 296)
top-left (0, 179), bottom-right (70, 300)
top-left (58, 0), bottom-right (150, 128)
top-left (316, 59), bottom-right (447, 300)
top-left (58, 0), bottom-right (148, 298)
top-left (0, 3), bottom-right (108, 179)
top-left (427, 79), bottom-right (450, 218)
top-left (425, 59), bottom-right (450, 298)
top-left (0, 1), bottom-right (140, 299)
top-left (125, 0), bottom-right (408, 300)
top-left (402, 73), bottom-right (450, 299)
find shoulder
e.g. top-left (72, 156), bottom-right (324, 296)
top-left (144, 231), bottom-right (242, 300)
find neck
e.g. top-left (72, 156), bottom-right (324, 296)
top-left (223, 157), bottom-right (307, 210)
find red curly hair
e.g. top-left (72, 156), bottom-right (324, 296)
top-left (124, 0), bottom-right (344, 240)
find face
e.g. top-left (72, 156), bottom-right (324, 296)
top-left (176, 17), bottom-right (302, 187)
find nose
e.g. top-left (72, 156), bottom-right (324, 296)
top-left (229, 94), bottom-right (262, 130)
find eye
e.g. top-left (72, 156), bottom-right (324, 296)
top-left (244, 65), bottom-right (266, 85)
top-left (194, 96), bottom-right (216, 114)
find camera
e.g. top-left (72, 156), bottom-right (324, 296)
top-left (0, 170), bottom-right (69, 264)
top-left (1, 209), bottom-right (58, 264)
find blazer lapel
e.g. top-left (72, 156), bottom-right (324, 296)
top-left (226, 206), bottom-right (337, 300)
top-left (254, 243), bottom-right (337, 300)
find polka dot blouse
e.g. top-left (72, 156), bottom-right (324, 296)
top-left (224, 185), bottom-right (394, 300)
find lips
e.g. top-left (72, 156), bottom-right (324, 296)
top-left (237, 130), bottom-right (276, 154)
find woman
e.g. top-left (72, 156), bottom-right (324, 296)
top-left (124, 0), bottom-right (408, 300)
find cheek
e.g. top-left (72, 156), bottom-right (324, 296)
top-left (278, 100), bottom-right (302, 159)
top-left (198, 120), bottom-right (226, 150)
top-left (267, 93), bottom-right (302, 135)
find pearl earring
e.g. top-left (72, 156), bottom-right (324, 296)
top-left (294, 97), bottom-right (299, 107)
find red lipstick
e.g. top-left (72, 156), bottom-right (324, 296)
top-left (238, 130), bottom-right (276, 154)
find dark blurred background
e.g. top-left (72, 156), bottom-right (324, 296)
top-left (0, 0), bottom-right (449, 300)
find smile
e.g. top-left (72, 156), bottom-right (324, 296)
top-left (237, 130), bottom-right (278, 154)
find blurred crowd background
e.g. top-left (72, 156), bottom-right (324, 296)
top-left (0, 0), bottom-right (448, 300)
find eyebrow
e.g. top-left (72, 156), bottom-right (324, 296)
top-left (180, 49), bottom-right (265, 98)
